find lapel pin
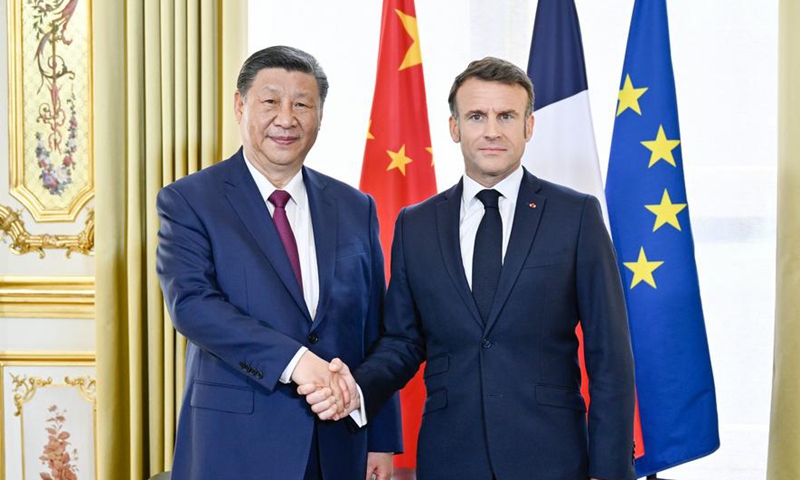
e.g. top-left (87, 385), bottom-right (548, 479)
top-left (529, 202), bottom-right (537, 209)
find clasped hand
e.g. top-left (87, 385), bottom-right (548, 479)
top-left (291, 352), bottom-right (359, 421)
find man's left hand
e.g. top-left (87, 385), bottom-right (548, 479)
top-left (297, 358), bottom-right (359, 420)
top-left (366, 452), bottom-right (393, 480)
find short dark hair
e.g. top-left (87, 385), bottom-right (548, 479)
top-left (447, 57), bottom-right (535, 118)
top-left (236, 45), bottom-right (329, 106)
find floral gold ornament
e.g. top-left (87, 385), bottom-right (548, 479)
top-left (7, 0), bottom-right (94, 222)
top-left (64, 376), bottom-right (96, 404)
top-left (0, 204), bottom-right (94, 257)
top-left (10, 375), bottom-right (54, 417)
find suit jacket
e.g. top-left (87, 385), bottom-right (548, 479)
top-left (156, 149), bottom-right (402, 480)
top-left (354, 169), bottom-right (635, 480)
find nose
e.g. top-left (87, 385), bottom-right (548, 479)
top-left (484, 118), bottom-right (500, 140)
top-left (273, 102), bottom-right (296, 128)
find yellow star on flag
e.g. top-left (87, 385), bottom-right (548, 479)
top-left (367, 119), bottom-right (375, 140)
top-left (426, 146), bottom-right (434, 166)
top-left (645, 189), bottom-right (687, 231)
top-left (387, 144), bottom-right (413, 176)
top-left (641, 125), bottom-right (681, 168)
top-left (617, 74), bottom-right (648, 116)
top-left (623, 247), bottom-right (665, 289)
top-left (395, 9), bottom-right (422, 71)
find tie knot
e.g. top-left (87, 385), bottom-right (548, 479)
top-left (268, 190), bottom-right (291, 208)
top-left (476, 189), bottom-right (501, 209)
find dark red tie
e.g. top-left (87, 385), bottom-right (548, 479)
top-left (268, 190), bottom-right (303, 291)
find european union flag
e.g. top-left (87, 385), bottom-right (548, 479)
top-left (605, 0), bottom-right (720, 476)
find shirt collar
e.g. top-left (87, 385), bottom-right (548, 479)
top-left (243, 152), bottom-right (308, 210)
top-left (462, 166), bottom-right (524, 211)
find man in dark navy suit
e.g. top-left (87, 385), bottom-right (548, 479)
top-left (303, 57), bottom-right (636, 480)
top-left (157, 45), bottom-right (401, 480)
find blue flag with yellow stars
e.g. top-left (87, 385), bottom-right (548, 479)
top-left (605, 0), bottom-right (720, 476)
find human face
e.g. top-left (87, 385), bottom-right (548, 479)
top-left (234, 68), bottom-right (322, 184)
top-left (449, 78), bottom-right (534, 187)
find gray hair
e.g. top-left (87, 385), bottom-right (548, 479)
top-left (237, 45), bottom-right (329, 106)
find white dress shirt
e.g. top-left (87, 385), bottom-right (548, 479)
top-left (244, 156), bottom-right (366, 426)
top-left (460, 166), bottom-right (524, 289)
top-left (245, 157), bottom-right (319, 320)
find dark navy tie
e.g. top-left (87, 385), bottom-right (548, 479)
top-left (268, 190), bottom-right (303, 291)
top-left (472, 189), bottom-right (502, 323)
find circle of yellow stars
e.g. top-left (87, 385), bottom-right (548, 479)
top-left (616, 73), bottom-right (689, 290)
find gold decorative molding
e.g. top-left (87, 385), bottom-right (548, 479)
top-left (0, 205), bottom-right (94, 257)
top-left (0, 352), bottom-right (95, 364)
top-left (0, 276), bottom-right (94, 319)
top-left (65, 376), bottom-right (97, 405)
top-left (7, 0), bottom-right (95, 222)
top-left (10, 374), bottom-right (53, 416)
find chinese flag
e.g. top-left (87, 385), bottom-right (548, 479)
top-left (359, 0), bottom-right (436, 470)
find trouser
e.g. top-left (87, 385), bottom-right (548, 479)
top-left (303, 424), bottom-right (323, 480)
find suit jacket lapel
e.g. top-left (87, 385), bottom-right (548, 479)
top-left (436, 181), bottom-right (484, 329)
top-left (223, 150), bottom-right (311, 320)
top-left (485, 170), bottom-right (546, 333)
top-left (304, 167), bottom-right (336, 331)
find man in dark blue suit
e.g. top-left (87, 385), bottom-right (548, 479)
top-left (157, 46), bottom-right (401, 480)
top-left (303, 57), bottom-right (636, 480)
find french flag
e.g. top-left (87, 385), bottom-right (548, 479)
top-left (523, 0), bottom-right (606, 221)
top-left (523, 0), bottom-right (644, 459)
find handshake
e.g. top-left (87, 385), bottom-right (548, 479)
top-left (290, 351), bottom-right (361, 421)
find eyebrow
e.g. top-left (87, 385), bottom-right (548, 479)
top-left (463, 108), bottom-right (518, 117)
top-left (259, 86), bottom-right (314, 100)
top-left (496, 109), bottom-right (519, 116)
top-left (464, 109), bottom-right (487, 117)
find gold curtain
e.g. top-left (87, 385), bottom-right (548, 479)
top-left (768, 1), bottom-right (800, 479)
top-left (93, 1), bottom-right (246, 478)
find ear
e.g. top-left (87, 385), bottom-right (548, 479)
top-left (524, 114), bottom-right (535, 141)
top-left (449, 116), bottom-right (460, 143)
top-left (234, 91), bottom-right (244, 124)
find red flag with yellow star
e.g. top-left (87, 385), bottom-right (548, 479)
top-left (360, 0), bottom-right (436, 470)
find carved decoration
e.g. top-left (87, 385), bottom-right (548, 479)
top-left (64, 376), bottom-right (97, 405)
top-left (10, 374), bottom-right (54, 416)
top-left (0, 204), bottom-right (94, 257)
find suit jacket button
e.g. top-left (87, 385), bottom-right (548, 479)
top-left (255, 371), bottom-right (263, 379)
top-left (481, 339), bottom-right (493, 349)
top-left (308, 333), bottom-right (319, 344)
top-left (239, 361), bottom-right (247, 369)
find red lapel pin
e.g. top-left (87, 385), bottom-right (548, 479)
top-left (529, 202), bottom-right (537, 209)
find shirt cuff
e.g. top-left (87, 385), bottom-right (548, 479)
top-left (279, 347), bottom-right (309, 384)
top-left (349, 383), bottom-right (368, 427)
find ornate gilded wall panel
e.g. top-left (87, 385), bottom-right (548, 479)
top-left (7, 0), bottom-right (94, 223)
top-left (0, 353), bottom-right (96, 480)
